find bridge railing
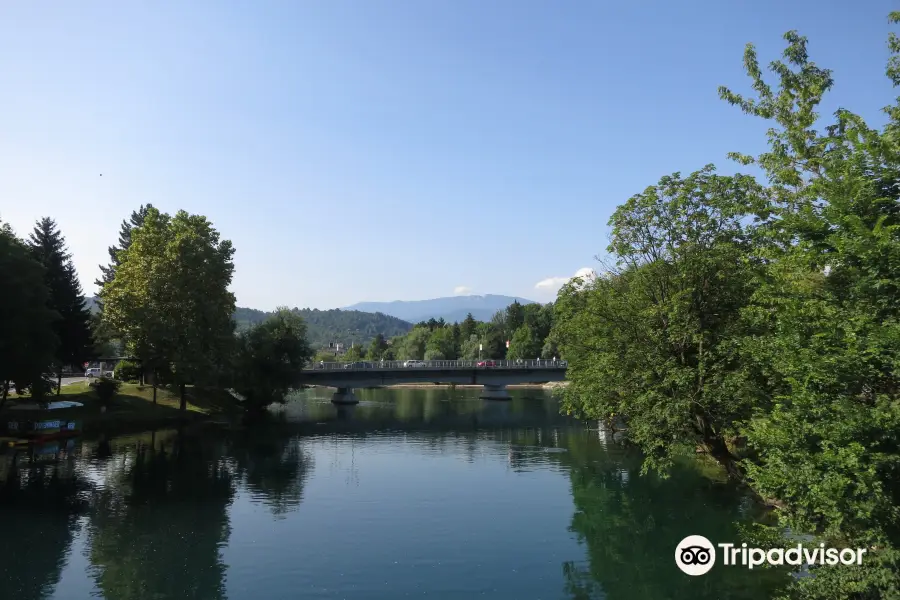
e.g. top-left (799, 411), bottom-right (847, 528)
top-left (304, 359), bottom-right (568, 371)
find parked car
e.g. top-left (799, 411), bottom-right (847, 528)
top-left (84, 368), bottom-right (112, 378)
top-left (403, 360), bottom-right (426, 368)
top-left (476, 360), bottom-right (497, 367)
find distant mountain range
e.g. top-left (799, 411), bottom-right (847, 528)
top-left (344, 294), bottom-right (537, 323)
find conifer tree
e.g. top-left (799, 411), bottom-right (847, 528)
top-left (95, 204), bottom-right (154, 295)
top-left (27, 217), bottom-right (93, 393)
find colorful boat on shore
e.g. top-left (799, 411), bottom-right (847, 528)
top-left (0, 418), bottom-right (81, 446)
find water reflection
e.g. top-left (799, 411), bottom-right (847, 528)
top-left (0, 442), bottom-right (87, 600)
top-left (555, 438), bottom-right (789, 599)
top-left (0, 389), bottom-right (789, 599)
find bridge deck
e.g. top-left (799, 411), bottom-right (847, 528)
top-left (304, 359), bottom-right (566, 372)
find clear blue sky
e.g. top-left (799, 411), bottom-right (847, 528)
top-left (0, 1), bottom-right (895, 310)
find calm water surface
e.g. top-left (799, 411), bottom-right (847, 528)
top-left (0, 387), bottom-right (788, 599)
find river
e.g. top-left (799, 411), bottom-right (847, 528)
top-left (0, 387), bottom-right (788, 599)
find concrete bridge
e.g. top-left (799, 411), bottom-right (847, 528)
top-left (299, 359), bottom-right (567, 404)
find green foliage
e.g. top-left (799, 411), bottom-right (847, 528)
top-left (397, 327), bottom-right (431, 360)
top-left (27, 217), bottom-right (94, 370)
top-left (234, 307), bottom-right (412, 348)
top-left (459, 313), bottom-right (478, 340)
top-left (232, 309), bottom-right (312, 412)
top-left (95, 204), bottom-right (153, 297)
top-left (459, 334), bottom-right (481, 360)
top-left (342, 344), bottom-right (364, 362)
top-left (101, 208), bottom-right (236, 404)
top-left (0, 225), bottom-right (58, 406)
top-left (386, 303), bottom-right (557, 361)
top-left (507, 324), bottom-right (542, 360)
top-left (426, 327), bottom-right (457, 360)
top-left (555, 167), bottom-right (767, 476)
top-left (717, 22), bottom-right (900, 597)
top-left (366, 333), bottom-right (389, 361)
top-left (313, 349), bottom-right (339, 363)
top-left (90, 376), bottom-right (121, 407)
top-left (556, 15), bottom-right (900, 597)
top-left (114, 360), bottom-right (142, 381)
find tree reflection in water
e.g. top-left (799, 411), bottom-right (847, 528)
top-left (554, 432), bottom-right (791, 600)
top-left (0, 442), bottom-right (88, 600)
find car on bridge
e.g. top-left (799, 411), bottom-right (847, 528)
top-left (403, 360), bottom-right (426, 368)
top-left (476, 360), bottom-right (497, 367)
top-left (343, 361), bottom-right (374, 369)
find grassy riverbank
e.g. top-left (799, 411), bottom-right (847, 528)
top-left (2, 381), bottom-right (239, 435)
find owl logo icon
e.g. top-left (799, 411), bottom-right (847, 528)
top-left (675, 535), bottom-right (716, 575)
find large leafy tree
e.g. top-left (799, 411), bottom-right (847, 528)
top-left (0, 224), bottom-right (58, 407)
top-left (101, 208), bottom-right (236, 409)
top-left (554, 167), bottom-right (768, 478)
top-left (425, 326), bottom-right (457, 360)
top-left (27, 218), bottom-right (94, 392)
top-left (506, 324), bottom-right (542, 360)
top-left (716, 20), bottom-right (900, 598)
top-left (398, 327), bottom-right (431, 360)
top-left (232, 309), bottom-right (312, 415)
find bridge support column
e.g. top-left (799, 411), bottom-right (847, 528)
top-left (331, 387), bottom-right (359, 405)
top-left (479, 384), bottom-right (511, 401)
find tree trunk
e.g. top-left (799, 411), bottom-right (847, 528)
top-left (57, 372), bottom-right (62, 396)
top-left (0, 381), bottom-right (9, 411)
top-left (152, 381), bottom-right (157, 406)
top-left (179, 383), bottom-right (186, 412)
top-left (702, 434), bottom-right (746, 482)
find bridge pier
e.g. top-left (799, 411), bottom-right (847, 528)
top-left (331, 387), bottom-right (359, 405)
top-left (479, 384), bottom-right (511, 401)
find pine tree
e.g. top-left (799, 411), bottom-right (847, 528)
top-left (460, 313), bottom-right (478, 339)
top-left (0, 222), bottom-right (58, 407)
top-left (95, 204), bottom-right (154, 294)
top-left (28, 218), bottom-right (94, 393)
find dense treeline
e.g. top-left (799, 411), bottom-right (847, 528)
top-left (1, 205), bottom-right (313, 416)
top-left (234, 306), bottom-right (413, 347)
top-left (553, 19), bottom-right (900, 598)
top-left (0, 217), bottom-right (94, 406)
top-left (315, 301), bottom-right (558, 363)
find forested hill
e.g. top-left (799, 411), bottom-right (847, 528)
top-left (88, 296), bottom-right (414, 348)
top-left (233, 307), bottom-right (413, 348)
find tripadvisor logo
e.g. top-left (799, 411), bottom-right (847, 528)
top-left (675, 535), bottom-right (868, 576)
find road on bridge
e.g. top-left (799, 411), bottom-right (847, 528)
top-left (305, 359), bottom-right (567, 372)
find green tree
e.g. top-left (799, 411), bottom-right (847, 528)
top-left (507, 324), bottom-right (542, 360)
top-left (342, 344), bottom-right (364, 362)
top-left (101, 208), bottom-right (236, 410)
top-left (554, 167), bottom-right (767, 478)
top-left (481, 325), bottom-right (506, 359)
top-left (313, 349), bottom-right (338, 363)
top-left (0, 226), bottom-right (58, 408)
top-left (426, 327), bottom-right (457, 360)
top-left (95, 204), bottom-right (154, 296)
top-left (504, 301), bottom-right (525, 336)
top-left (366, 333), bottom-right (389, 361)
top-left (398, 327), bottom-right (431, 360)
top-left (459, 334), bottom-right (481, 360)
top-left (540, 337), bottom-right (559, 360)
top-left (27, 218), bottom-right (94, 393)
top-left (716, 20), bottom-right (900, 597)
top-left (459, 313), bottom-right (478, 340)
top-left (232, 308), bottom-right (312, 415)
